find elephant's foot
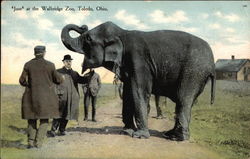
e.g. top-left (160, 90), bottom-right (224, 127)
top-left (120, 127), bottom-right (135, 137)
top-left (132, 130), bottom-right (150, 139)
top-left (162, 128), bottom-right (189, 141)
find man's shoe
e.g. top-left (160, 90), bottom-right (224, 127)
top-left (34, 142), bottom-right (42, 148)
top-left (92, 119), bottom-right (97, 122)
top-left (27, 139), bottom-right (35, 149)
top-left (58, 131), bottom-right (66, 136)
top-left (27, 144), bottom-right (35, 149)
top-left (47, 131), bottom-right (56, 137)
top-left (83, 118), bottom-right (88, 121)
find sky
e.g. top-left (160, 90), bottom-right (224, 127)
top-left (1, 1), bottom-right (250, 84)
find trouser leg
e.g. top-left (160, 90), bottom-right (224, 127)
top-left (84, 92), bottom-right (90, 120)
top-left (47, 119), bottom-right (59, 137)
top-left (92, 95), bottom-right (97, 121)
top-left (59, 118), bottom-right (68, 132)
top-left (35, 119), bottom-right (48, 148)
top-left (51, 119), bottom-right (60, 132)
top-left (27, 119), bottom-right (37, 147)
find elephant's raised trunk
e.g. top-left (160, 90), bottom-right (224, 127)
top-left (61, 24), bottom-right (88, 54)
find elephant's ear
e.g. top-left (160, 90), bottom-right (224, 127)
top-left (104, 36), bottom-right (123, 64)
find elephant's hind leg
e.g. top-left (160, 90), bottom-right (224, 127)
top-left (163, 77), bottom-right (201, 141)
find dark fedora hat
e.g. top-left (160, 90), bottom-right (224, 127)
top-left (62, 54), bottom-right (73, 61)
top-left (34, 45), bottom-right (46, 54)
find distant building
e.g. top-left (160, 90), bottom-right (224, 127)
top-left (215, 56), bottom-right (250, 81)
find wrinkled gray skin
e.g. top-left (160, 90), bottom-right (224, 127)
top-left (61, 21), bottom-right (216, 141)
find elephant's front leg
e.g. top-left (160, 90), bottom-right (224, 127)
top-left (121, 81), bottom-right (136, 136)
top-left (131, 78), bottom-right (152, 139)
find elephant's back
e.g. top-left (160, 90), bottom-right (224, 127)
top-left (146, 30), bottom-right (215, 82)
top-left (139, 30), bottom-right (211, 50)
top-left (135, 30), bottom-right (214, 64)
top-left (136, 30), bottom-right (214, 79)
top-left (123, 30), bottom-right (215, 69)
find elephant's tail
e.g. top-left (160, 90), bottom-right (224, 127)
top-left (210, 74), bottom-right (216, 105)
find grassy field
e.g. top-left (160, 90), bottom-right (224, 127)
top-left (1, 80), bottom-right (250, 159)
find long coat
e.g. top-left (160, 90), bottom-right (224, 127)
top-left (19, 57), bottom-right (64, 119)
top-left (56, 67), bottom-right (86, 120)
top-left (82, 71), bottom-right (101, 96)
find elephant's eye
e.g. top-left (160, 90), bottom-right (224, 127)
top-left (86, 34), bottom-right (92, 42)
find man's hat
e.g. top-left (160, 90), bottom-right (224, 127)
top-left (34, 45), bottom-right (46, 54)
top-left (62, 54), bottom-right (73, 61)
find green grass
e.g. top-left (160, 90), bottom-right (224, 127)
top-left (1, 85), bottom-right (27, 148)
top-left (1, 81), bottom-right (250, 159)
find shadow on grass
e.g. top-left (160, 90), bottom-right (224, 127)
top-left (1, 125), bottom-right (27, 149)
top-left (8, 125), bottom-right (27, 134)
top-left (66, 126), bottom-right (165, 139)
top-left (219, 139), bottom-right (250, 149)
top-left (1, 139), bottom-right (27, 149)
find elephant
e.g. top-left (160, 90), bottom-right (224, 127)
top-left (115, 80), bottom-right (164, 119)
top-left (147, 95), bottom-right (165, 119)
top-left (61, 21), bottom-right (216, 141)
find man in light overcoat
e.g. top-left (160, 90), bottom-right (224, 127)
top-left (47, 54), bottom-right (87, 137)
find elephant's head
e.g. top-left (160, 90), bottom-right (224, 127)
top-left (61, 21), bottom-right (125, 74)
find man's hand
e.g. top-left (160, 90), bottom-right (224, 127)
top-left (62, 75), bottom-right (66, 81)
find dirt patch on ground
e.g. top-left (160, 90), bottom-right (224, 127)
top-left (4, 98), bottom-right (223, 159)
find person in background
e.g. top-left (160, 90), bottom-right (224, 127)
top-left (47, 54), bottom-right (86, 137)
top-left (82, 68), bottom-right (101, 122)
top-left (19, 45), bottom-right (64, 148)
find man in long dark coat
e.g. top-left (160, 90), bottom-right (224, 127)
top-left (47, 54), bottom-right (86, 137)
top-left (19, 45), bottom-right (64, 148)
top-left (82, 69), bottom-right (101, 122)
